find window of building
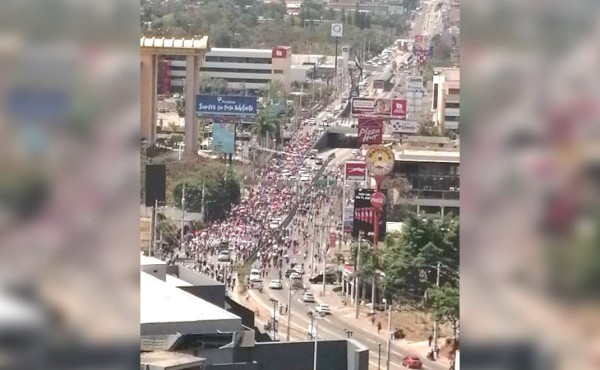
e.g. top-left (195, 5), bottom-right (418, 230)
top-left (446, 102), bottom-right (460, 109)
top-left (444, 115), bottom-right (459, 122)
top-left (200, 67), bottom-right (271, 74)
top-left (432, 83), bottom-right (439, 110)
top-left (273, 69), bottom-right (284, 74)
top-left (448, 88), bottom-right (460, 95)
top-left (219, 78), bottom-right (271, 84)
top-left (204, 56), bottom-right (272, 64)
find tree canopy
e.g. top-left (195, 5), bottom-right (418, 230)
top-left (141, 0), bottom-right (412, 57)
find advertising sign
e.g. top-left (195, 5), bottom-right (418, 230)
top-left (345, 161), bottom-right (367, 182)
top-left (351, 189), bottom-right (387, 242)
top-left (390, 120), bottom-right (418, 134)
top-left (352, 98), bottom-right (392, 116)
top-left (357, 117), bottom-right (384, 145)
top-left (414, 35), bottom-right (429, 51)
top-left (272, 47), bottom-right (287, 59)
top-left (390, 99), bottom-right (407, 118)
top-left (196, 95), bottom-right (258, 116)
top-left (211, 121), bottom-right (236, 154)
top-left (343, 206), bottom-right (354, 233)
top-left (331, 23), bottom-right (343, 37)
top-left (406, 76), bottom-right (424, 90)
top-left (365, 146), bottom-right (395, 177)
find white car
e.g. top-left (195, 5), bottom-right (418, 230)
top-left (217, 251), bottom-right (231, 262)
top-left (269, 279), bottom-right (283, 290)
top-left (300, 175), bottom-right (311, 182)
top-left (315, 303), bottom-right (331, 315)
top-left (289, 272), bottom-right (301, 280)
top-left (301, 292), bottom-right (315, 303)
top-left (250, 269), bottom-right (262, 282)
top-left (293, 265), bottom-right (305, 275)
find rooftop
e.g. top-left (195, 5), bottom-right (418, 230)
top-left (140, 350), bottom-right (205, 369)
top-left (141, 254), bottom-right (167, 266)
top-left (141, 272), bottom-right (239, 325)
top-left (166, 274), bottom-right (192, 287)
top-left (140, 36), bottom-right (209, 55)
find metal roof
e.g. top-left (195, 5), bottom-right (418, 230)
top-left (140, 36), bottom-right (209, 55)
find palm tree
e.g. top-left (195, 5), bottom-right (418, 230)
top-left (251, 109), bottom-right (278, 148)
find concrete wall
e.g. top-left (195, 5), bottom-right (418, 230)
top-left (225, 296), bottom-right (255, 329)
top-left (347, 340), bottom-right (369, 370)
top-left (207, 363), bottom-right (258, 370)
top-left (251, 340), bottom-right (352, 370)
top-left (180, 286), bottom-right (225, 308)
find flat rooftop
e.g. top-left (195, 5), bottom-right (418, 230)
top-left (141, 254), bottom-right (166, 266)
top-left (141, 272), bottom-right (239, 326)
top-left (166, 274), bottom-right (192, 287)
top-left (141, 350), bottom-right (205, 369)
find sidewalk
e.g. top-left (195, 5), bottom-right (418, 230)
top-left (309, 284), bottom-right (452, 368)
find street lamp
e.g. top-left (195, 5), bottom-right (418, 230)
top-left (286, 282), bottom-right (301, 341)
top-left (269, 298), bottom-right (278, 340)
top-left (307, 311), bottom-right (322, 370)
top-left (344, 328), bottom-right (353, 338)
top-left (377, 343), bottom-right (382, 370)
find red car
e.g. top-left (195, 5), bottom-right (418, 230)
top-left (401, 355), bottom-right (423, 369)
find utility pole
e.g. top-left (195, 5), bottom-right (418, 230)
top-left (200, 180), bottom-right (206, 225)
top-left (310, 219), bottom-right (316, 277)
top-left (355, 234), bottom-right (362, 319)
top-left (378, 343), bottom-right (382, 370)
top-left (386, 302), bottom-right (392, 370)
top-left (432, 261), bottom-right (441, 357)
top-left (286, 284), bottom-right (293, 341)
top-left (322, 226), bottom-right (327, 297)
top-left (313, 314), bottom-right (319, 370)
top-left (270, 298), bottom-right (278, 340)
top-left (180, 183), bottom-right (186, 244)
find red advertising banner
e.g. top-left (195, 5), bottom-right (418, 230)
top-left (272, 47), bottom-right (287, 59)
top-left (345, 161), bottom-right (367, 182)
top-left (357, 117), bottom-right (384, 145)
top-left (390, 99), bottom-right (407, 118)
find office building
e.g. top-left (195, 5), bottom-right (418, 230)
top-left (432, 68), bottom-right (460, 131)
top-left (158, 46), bottom-right (293, 95)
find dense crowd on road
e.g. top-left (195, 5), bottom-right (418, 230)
top-left (158, 124), bottom-right (333, 284)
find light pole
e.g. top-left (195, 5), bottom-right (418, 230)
top-left (269, 298), bottom-right (278, 340)
top-left (286, 282), bottom-right (300, 341)
top-left (377, 343), bottom-right (382, 370)
top-left (344, 328), bottom-right (353, 338)
top-left (308, 311), bottom-right (321, 370)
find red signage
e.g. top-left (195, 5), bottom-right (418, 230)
top-left (391, 99), bottom-right (407, 118)
top-left (357, 117), bottom-right (384, 145)
top-left (370, 192), bottom-right (386, 209)
top-left (345, 161), bottom-right (367, 182)
top-left (272, 47), bottom-right (287, 59)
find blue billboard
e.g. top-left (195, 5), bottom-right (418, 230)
top-left (196, 95), bottom-right (257, 116)
top-left (211, 121), bottom-right (236, 154)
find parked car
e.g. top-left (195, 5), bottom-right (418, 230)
top-left (301, 292), bottom-right (315, 303)
top-left (315, 303), bottom-right (331, 315)
top-left (217, 251), bottom-right (231, 262)
top-left (401, 355), bottom-right (422, 369)
top-left (249, 269), bottom-right (262, 282)
top-left (269, 279), bottom-right (283, 290)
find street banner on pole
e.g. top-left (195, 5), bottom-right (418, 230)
top-left (352, 189), bottom-right (387, 242)
top-left (345, 161), bottom-right (367, 182)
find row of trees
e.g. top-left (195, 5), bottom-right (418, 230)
top-left (351, 213), bottom-right (459, 336)
top-left (141, 0), bottom-right (415, 56)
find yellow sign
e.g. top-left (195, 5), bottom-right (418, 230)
top-left (365, 146), bottom-right (395, 176)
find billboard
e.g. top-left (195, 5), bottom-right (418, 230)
top-left (351, 189), bottom-right (387, 242)
top-left (212, 121), bottom-right (236, 154)
top-left (406, 76), bottom-right (424, 90)
top-left (352, 98), bottom-right (392, 116)
top-left (345, 161), bottom-right (367, 182)
top-left (390, 99), bottom-right (407, 118)
top-left (357, 117), bottom-right (384, 145)
top-left (343, 206), bottom-right (354, 233)
top-left (272, 47), bottom-right (287, 59)
top-left (331, 23), bottom-right (343, 37)
top-left (196, 95), bottom-right (258, 116)
top-left (390, 120), bottom-right (418, 134)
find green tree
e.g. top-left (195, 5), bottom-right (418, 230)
top-left (427, 284), bottom-right (459, 338)
top-left (381, 213), bottom-right (459, 303)
top-left (251, 109), bottom-right (278, 147)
